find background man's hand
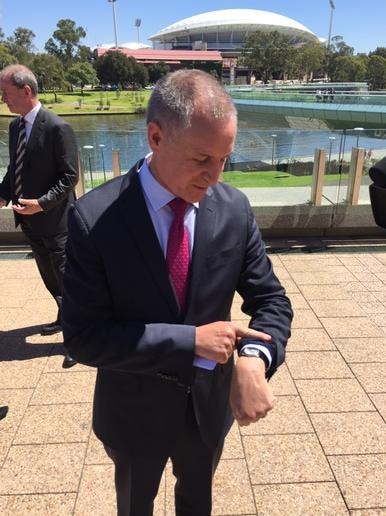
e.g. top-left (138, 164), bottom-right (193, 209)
top-left (230, 356), bottom-right (274, 426)
top-left (12, 198), bottom-right (43, 215)
top-left (195, 322), bottom-right (271, 364)
top-left (0, 197), bottom-right (6, 208)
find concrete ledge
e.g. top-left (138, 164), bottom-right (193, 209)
top-left (1, 204), bottom-right (385, 244)
top-left (253, 204), bottom-right (386, 238)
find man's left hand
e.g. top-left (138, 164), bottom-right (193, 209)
top-left (12, 198), bottom-right (43, 215)
top-left (230, 356), bottom-right (274, 426)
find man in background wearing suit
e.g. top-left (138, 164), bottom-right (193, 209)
top-left (0, 65), bottom-right (78, 369)
top-left (62, 70), bottom-right (293, 515)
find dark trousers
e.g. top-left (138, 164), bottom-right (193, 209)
top-left (104, 398), bottom-right (224, 516)
top-left (22, 226), bottom-right (67, 317)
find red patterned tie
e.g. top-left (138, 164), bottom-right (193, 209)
top-left (167, 198), bottom-right (190, 312)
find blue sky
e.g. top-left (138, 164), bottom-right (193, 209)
top-left (0, 0), bottom-right (385, 54)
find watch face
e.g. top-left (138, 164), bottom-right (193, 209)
top-left (243, 349), bottom-right (261, 358)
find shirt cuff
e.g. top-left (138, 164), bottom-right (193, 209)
top-left (238, 340), bottom-right (276, 373)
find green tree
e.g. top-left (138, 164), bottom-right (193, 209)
top-left (129, 59), bottom-right (148, 88)
top-left (31, 53), bottom-right (66, 91)
top-left (0, 43), bottom-right (18, 68)
top-left (75, 44), bottom-right (93, 63)
top-left (367, 55), bottom-right (386, 90)
top-left (369, 47), bottom-right (386, 59)
top-left (330, 55), bottom-right (365, 82)
top-left (242, 31), bottom-right (292, 82)
top-left (328, 35), bottom-right (354, 56)
top-left (96, 51), bottom-right (133, 87)
top-left (45, 19), bottom-right (86, 67)
top-left (293, 42), bottom-right (326, 82)
top-left (67, 62), bottom-right (98, 94)
top-left (327, 35), bottom-right (355, 79)
top-left (6, 27), bottom-right (35, 64)
top-left (147, 61), bottom-right (170, 83)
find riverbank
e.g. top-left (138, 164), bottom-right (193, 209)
top-left (0, 90), bottom-right (151, 116)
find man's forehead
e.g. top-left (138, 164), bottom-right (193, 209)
top-left (0, 77), bottom-right (12, 88)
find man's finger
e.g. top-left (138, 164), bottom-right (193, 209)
top-left (234, 326), bottom-right (271, 341)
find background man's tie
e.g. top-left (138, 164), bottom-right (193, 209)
top-left (166, 198), bottom-right (190, 312)
top-left (14, 117), bottom-right (26, 198)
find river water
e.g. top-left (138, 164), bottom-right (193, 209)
top-left (1, 111), bottom-right (385, 174)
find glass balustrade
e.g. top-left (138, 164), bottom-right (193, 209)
top-left (0, 123), bottom-right (385, 234)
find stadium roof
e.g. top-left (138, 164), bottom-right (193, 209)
top-left (149, 9), bottom-right (319, 43)
top-left (95, 48), bottom-right (222, 64)
top-left (96, 42), bottom-right (151, 50)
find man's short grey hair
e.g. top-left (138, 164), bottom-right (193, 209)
top-left (146, 69), bottom-right (237, 132)
top-left (0, 64), bottom-right (38, 96)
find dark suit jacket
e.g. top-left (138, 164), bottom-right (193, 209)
top-left (62, 161), bottom-right (293, 458)
top-left (0, 107), bottom-right (79, 235)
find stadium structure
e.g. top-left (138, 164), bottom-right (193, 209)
top-left (149, 9), bottom-right (319, 54)
top-left (149, 9), bottom-right (320, 82)
top-left (96, 9), bottom-right (321, 84)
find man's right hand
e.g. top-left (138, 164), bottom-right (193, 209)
top-left (0, 198), bottom-right (6, 208)
top-left (195, 322), bottom-right (271, 364)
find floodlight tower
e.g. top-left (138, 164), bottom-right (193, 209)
top-left (108, 0), bottom-right (119, 49)
top-left (135, 18), bottom-right (142, 44)
top-left (327, 0), bottom-right (335, 50)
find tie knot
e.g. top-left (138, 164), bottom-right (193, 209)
top-left (169, 198), bottom-right (188, 218)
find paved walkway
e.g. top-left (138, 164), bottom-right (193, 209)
top-left (0, 247), bottom-right (385, 515)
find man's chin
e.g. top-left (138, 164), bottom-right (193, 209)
top-left (189, 191), bottom-right (207, 203)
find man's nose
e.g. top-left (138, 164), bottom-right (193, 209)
top-left (205, 162), bottom-right (223, 184)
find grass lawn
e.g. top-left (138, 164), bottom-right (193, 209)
top-left (0, 89), bottom-right (151, 116)
top-left (82, 170), bottom-right (350, 190)
top-left (222, 171), bottom-right (349, 187)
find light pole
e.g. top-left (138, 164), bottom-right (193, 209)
top-left (327, 0), bottom-right (335, 50)
top-left (354, 127), bottom-right (364, 148)
top-left (135, 18), bottom-right (141, 45)
top-left (328, 136), bottom-right (336, 173)
top-left (108, 0), bottom-right (119, 49)
top-left (271, 134), bottom-right (277, 166)
top-left (83, 145), bottom-right (94, 188)
top-left (99, 144), bottom-right (107, 182)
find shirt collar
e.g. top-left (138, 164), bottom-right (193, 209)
top-left (139, 154), bottom-right (199, 212)
top-left (23, 102), bottom-right (41, 126)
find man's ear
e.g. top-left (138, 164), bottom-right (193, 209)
top-left (147, 121), bottom-right (163, 152)
top-left (23, 84), bottom-right (32, 97)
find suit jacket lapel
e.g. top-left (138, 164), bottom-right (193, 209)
top-left (118, 164), bottom-right (180, 317)
top-left (25, 108), bottom-right (44, 154)
top-left (9, 118), bottom-right (20, 166)
top-left (185, 189), bottom-right (216, 318)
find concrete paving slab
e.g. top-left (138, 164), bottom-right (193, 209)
top-left (0, 249), bottom-right (385, 514)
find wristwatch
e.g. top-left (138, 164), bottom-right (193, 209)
top-left (239, 347), bottom-right (269, 370)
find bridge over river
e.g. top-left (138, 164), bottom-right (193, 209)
top-left (229, 89), bottom-right (386, 128)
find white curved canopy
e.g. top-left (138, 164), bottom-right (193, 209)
top-left (150, 9), bottom-right (318, 42)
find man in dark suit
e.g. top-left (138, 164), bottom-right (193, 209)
top-left (0, 65), bottom-right (78, 368)
top-left (62, 70), bottom-right (293, 515)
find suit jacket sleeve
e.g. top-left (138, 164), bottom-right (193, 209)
top-left (62, 204), bottom-right (196, 386)
top-left (237, 198), bottom-right (293, 375)
top-left (0, 119), bottom-right (18, 203)
top-left (0, 165), bottom-right (11, 203)
top-left (37, 121), bottom-right (79, 211)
